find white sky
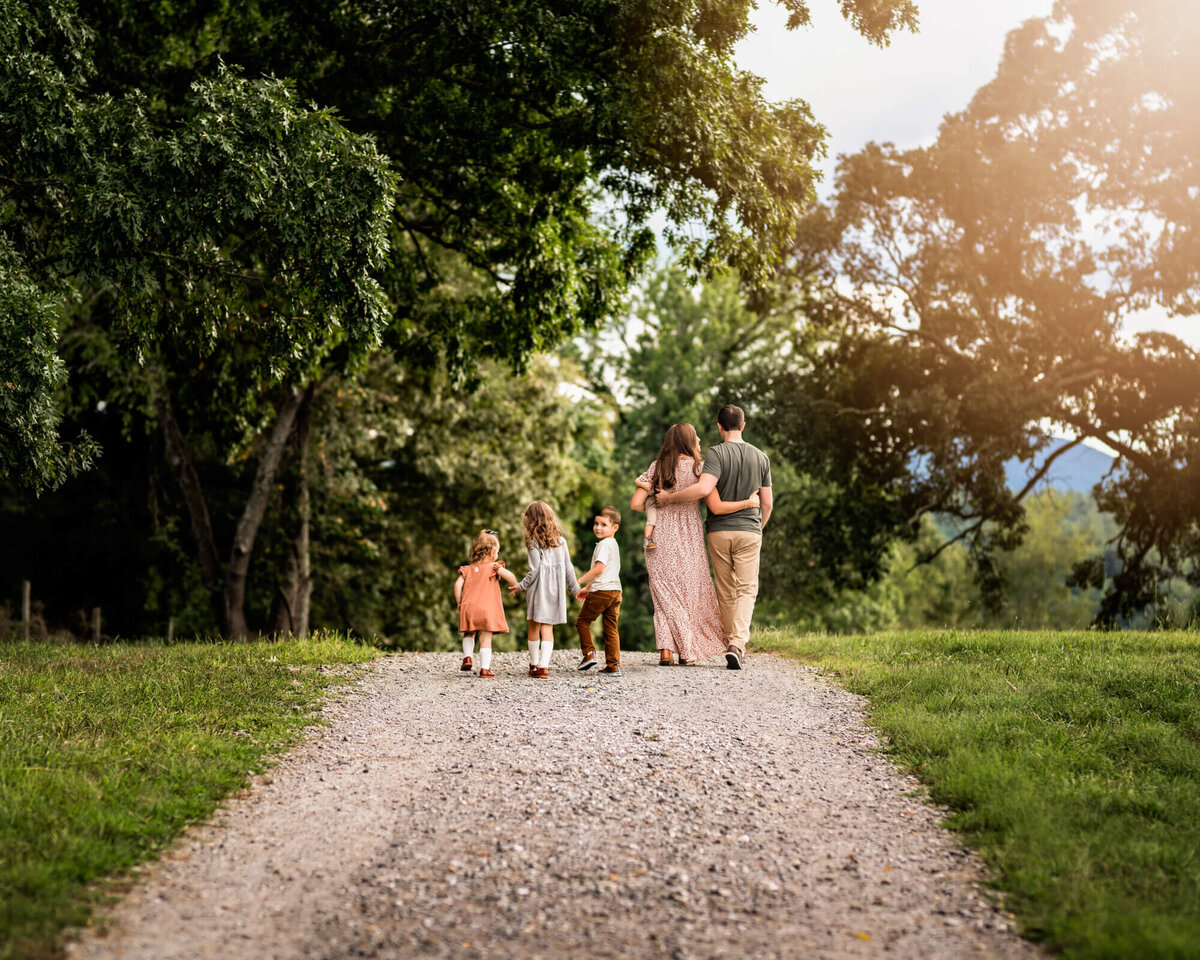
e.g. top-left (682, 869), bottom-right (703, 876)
top-left (734, 0), bottom-right (1057, 190)
top-left (734, 0), bottom-right (1200, 356)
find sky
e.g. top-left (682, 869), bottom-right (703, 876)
top-left (734, 0), bottom-right (1057, 190)
top-left (733, 0), bottom-right (1199, 354)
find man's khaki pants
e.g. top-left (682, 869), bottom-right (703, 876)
top-left (706, 530), bottom-right (762, 654)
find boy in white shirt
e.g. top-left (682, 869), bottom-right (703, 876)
top-left (574, 506), bottom-right (623, 675)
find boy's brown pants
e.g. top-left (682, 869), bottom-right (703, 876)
top-left (576, 590), bottom-right (622, 668)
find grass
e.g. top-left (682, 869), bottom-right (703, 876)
top-left (756, 627), bottom-right (1200, 960)
top-left (0, 634), bottom-right (382, 960)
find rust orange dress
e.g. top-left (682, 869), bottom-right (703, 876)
top-left (457, 561), bottom-right (510, 634)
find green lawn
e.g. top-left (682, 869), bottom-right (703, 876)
top-left (757, 628), bottom-right (1200, 960)
top-left (0, 635), bottom-right (381, 960)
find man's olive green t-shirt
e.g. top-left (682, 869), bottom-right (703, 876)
top-left (702, 440), bottom-right (772, 534)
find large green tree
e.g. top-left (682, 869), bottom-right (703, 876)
top-left (755, 0), bottom-right (1200, 622)
top-left (1, 0), bottom-right (392, 492)
top-left (3, 0), bottom-right (922, 638)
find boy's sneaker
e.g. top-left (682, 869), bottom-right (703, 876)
top-left (578, 652), bottom-right (598, 671)
top-left (725, 648), bottom-right (744, 670)
top-left (460, 656), bottom-right (473, 672)
top-left (599, 665), bottom-right (621, 676)
top-left (528, 664), bottom-right (540, 677)
top-left (479, 668), bottom-right (496, 678)
top-left (534, 667), bottom-right (550, 679)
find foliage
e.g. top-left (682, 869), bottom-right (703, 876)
top-left (575, 263), bottom-right (798, 642)
top-left (759, 492), bottom-right (1120, 634)
top-left (758, 0), bottom-right (1200, 623)
top-left (1, 0), bottom-right (395, 493)
top-left (302, 354), bottom-right (619, 646)
top-left (75, 0), bottom-right (917, 367)
top-left (2, 0), bottom-right (922, 640)
top-left (760, 628), bottom-right (1200, 959)
top-left (0, 635), bottom-right (381, 960)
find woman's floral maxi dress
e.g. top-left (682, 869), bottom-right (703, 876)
top-left (637, 456), bottom-right (727, 661)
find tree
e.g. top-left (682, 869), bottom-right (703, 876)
top-left (2, 0), bottom-right (398, 636)
top-left (757, 0), bottom-right (1200, 622)
top-left (1, 2), bottom-right (393, 489)
top-left (302, 353), bottom-right (617, 645)
top-left (3, 0), bottom-right (923, 638)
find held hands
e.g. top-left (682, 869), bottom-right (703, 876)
top-left (508, 585), bottom-right (524, 596)
top-left (576, 588), bottom-right (589, 602)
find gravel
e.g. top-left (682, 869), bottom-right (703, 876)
top-left (68, 650), bottom-right (1043, 959)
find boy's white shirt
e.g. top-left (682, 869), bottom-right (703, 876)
top-left (589, 537), bottom-right (621, 592)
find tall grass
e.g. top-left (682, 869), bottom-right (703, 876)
top-left (758, 628), bottom-right (1200, 960)
top-left (0, 634), bottom-right (381, 960)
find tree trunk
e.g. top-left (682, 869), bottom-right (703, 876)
top-left (272, 385), bottom-right (315, 637)
top-left (156, 390), bottom-right (224, 626)
top-left (224, 385), bottom-right (306, 639)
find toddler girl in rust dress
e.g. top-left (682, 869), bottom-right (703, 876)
top-left (454, 530), bottom-right (518, 677)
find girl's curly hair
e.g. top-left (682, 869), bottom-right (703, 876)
top-left (523, 501), bottom-right (564, 551)
top-left (469, 530), bottom-right (499, 564)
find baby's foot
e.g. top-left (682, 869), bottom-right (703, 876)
top-left (644, 536), bottom-right (657, 551)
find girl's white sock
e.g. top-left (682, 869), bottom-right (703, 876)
top-left (462, 635), bottom-right (475, 658)
top-left (539, 639), bottom-right (554, 668)
top-left (528, 640), bottom-right (540, 665)
top-left (480, 647), bottom-right (492, 670)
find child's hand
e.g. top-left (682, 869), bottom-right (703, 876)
top-left (576, 588), bottom-right (588, 601)
top-left (509, 585), bottom-right (522, 596)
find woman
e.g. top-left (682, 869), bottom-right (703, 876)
top-left (631, 424), bottom-right (759, 665)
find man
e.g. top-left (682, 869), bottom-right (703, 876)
top-left (655, 405), bottom-right (772, 669)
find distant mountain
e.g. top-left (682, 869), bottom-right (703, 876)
top-left (1004, 438), bottom-right (1117, 494)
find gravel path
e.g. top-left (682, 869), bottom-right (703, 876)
top-left (68, 651), bottom-right (1041, 960)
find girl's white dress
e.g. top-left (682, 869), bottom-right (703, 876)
top-left (516, 538), bottom-right (579, 625)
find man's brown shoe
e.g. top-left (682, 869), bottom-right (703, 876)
top-left (460, 656), bottom-right (473, 671)
top-left (599, 665), bottom-right (622, 676)
top-left (534, 666), bottom-right (550, 679)
top-left (479, 668), bottom-right (496, 678)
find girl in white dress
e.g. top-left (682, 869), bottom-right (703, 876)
top-left (511, 501), bottom-right (580, 679)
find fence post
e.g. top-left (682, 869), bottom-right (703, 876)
top-left (22, 580), bottom-right (30, 641)
top-left (92, 607), bottom-right (101, 643)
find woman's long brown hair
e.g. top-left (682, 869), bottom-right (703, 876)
top-left (523, 501), bottom-right (564, 550)
top-left (652, 423), bottom-right (703, 492)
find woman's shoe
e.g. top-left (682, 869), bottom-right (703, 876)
top-left (680, 658), bottom-right (696, 666)
top-left (658, 651), bottom-right (674, 666)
